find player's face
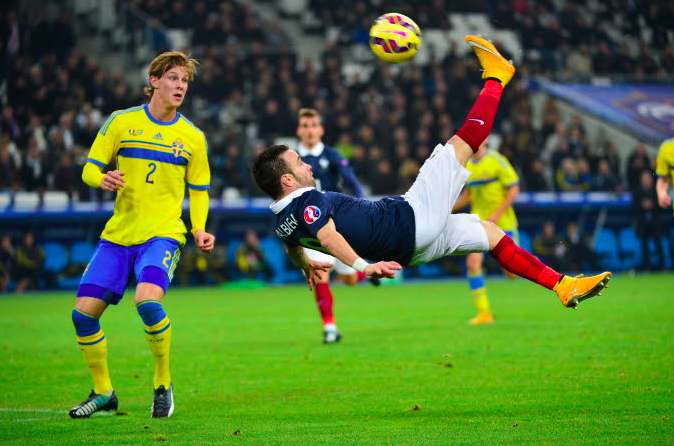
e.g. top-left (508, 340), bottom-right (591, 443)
top-left (281, 150), bottom-right (315, 188)
top-left (151, 66), bottom-right (189, 108)
top-left (297, 116), bottom-right (324, 147)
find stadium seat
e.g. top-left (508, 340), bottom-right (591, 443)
top-left (42, 191), bottom-right (69, 211)
top-left (13, 192), bottom-right (40, 212)
top-left (0, 192), bottom-right (10, 211)
top-left (260, 237), bottom-right (289, 284)
top-left (518, 230), bottom-right (533, 253)
top-left (594, 229), bottom-right (621, 271)
top-left (617, 227), bottom-right (641, 270)
top-left (70, 241), bottom-right (96, 266)
top-left (43, 242), bottom-right (69, 274)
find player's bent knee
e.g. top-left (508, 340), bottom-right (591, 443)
top-left (338, 274), bottom-right (358, 286)
top-left (481, 221), bottom-right (506, 250)
top-left (136, 300), bottom-right (167, 327)
top-left (71, 308), bottom-right (101, 337)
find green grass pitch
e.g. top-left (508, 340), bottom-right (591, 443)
top-left (1, 274), bottom-right (672, 445)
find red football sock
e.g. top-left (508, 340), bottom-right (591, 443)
top-left (356, 271), bottom-right (367, 282)
top-left (490, 236), bottom-right (562, 290)
top-left (455, 79), bottom-right (503, 152)
top-left (314, 282), bottom-right (335, 325)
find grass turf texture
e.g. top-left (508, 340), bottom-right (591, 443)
top-left (0, 274), bottom-right (672, 445)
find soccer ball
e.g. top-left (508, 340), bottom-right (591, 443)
top-left (369, 13), bottom-right (422, 63)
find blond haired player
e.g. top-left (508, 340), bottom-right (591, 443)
top-left (69, 51), bottom-right (214, 418)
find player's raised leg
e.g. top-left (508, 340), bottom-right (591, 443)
top-left (466, 253), bottom-right (494, 325)
top-left (449, 35), bottom-right (516, 166)
top-left (483, 222), bottom-right (611, 308)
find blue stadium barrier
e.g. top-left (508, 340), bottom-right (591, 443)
top-left (43, 242), bottom-right (68, 274)
top-left (617, 227), bottom-right (640, 270)
top-left (594, 229), bottom-right (621, 271)
top-left (518, 230), bottom-right (532, 252)
top-left (70, 241), bottom-right (95, 265)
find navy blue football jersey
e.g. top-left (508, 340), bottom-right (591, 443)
top-left (272, 188), bottom-right (416, 265)
top-left (299, 144), bottom-right (364, 197)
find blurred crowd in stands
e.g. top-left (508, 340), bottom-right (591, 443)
top-left (0, 1), bottom-right (672, 292)
top-left (308, 0), bottom-right (674, 79)
top-left (1, 1), bottom-right (671, 202)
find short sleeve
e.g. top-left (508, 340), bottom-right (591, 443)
top-left (186, 132), bottom-right (211, 190)
top-left (297, 190), bottom-right (334, 237)
top-left (655, 142), bottom-right (670, 177)
top-left (87, 112), bottom-right (122, 168)
top-left (496, 154), bottom-right (519, 187)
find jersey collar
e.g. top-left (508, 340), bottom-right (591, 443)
top-left (297, 142), bottom-right (324, 157)
top-left (143, 103), bottom-right (180, 126)
top-left (270, 187), bottom-right (315, 214)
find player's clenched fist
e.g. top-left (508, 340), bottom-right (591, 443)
top-left (364, 261), bottom-right (402, 279)
top-left (194, 229), bottom-right (216, 253)
top-left (100, 170), bottom-right (125, 191)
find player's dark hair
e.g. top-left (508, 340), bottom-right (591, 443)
top-left (252, 144), bottom-right (292, 199)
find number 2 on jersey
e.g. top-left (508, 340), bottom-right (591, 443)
top-left (146, 162), bottom-right (157, 184)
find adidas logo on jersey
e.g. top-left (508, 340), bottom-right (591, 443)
top-left (153, 132), bottom-right (163, 140)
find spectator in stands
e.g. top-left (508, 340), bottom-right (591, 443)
top-left (523, 159), bottom-right (549, 192)
top-left (556, 158), bottom-right (589, 192)
top-left (14, 232), bottom-right (45, 293)
top-left (564, 222), bottom-right (599, 272)
top-left (633, 171), bottom-right (666, 270)
top-left (626, 144), bottom-right (652, 191)
top-left (0, 135), bottom-right (19, 190)
top-left (20, 138), bottom-right (48, 193)
top-left (592, 159), bottom-right (621, 192)
top-left (235, 230), bottom-right (272, 281)
top-left (0, 235), bottom-right (16, 293)
top-left (53, 152), bottom-right (79, 199)
top-left (533, 221), bottom-right (567, 270)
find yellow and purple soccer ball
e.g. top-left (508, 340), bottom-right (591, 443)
top-left (369, 13), bottom-right (422, 63)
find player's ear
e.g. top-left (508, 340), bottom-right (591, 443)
top-left (149, 75), bottom-right (160, 90)
top-left (280, 172), bottom-right (295, 189)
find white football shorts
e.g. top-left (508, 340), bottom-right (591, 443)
top-left (402, 142), bottom-right (489, 265)
top-left (303, 248), bottom-right (356, 275)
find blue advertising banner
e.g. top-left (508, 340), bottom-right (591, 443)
top-left (537, 81), bottom-right (674, 144)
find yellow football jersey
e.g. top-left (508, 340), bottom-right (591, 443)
top-left (656, 138), bottom-right (674, 212)
top-left (465, 150), bottom-right (519, 231)
top-left (86, 104), bottom-right (210, 246)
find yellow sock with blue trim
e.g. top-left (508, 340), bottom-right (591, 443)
top-left (72, 309), bottom-right (113, 395)
top-left (137, 301), bottom-right (172, 389)
top-left (467, 273), bottom-right (491, 314)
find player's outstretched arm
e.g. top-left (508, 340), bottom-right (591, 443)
top-left (656, 176), bottom-right (671, 209)
top-left (316, 219), bottom-right (401, 279)
top-left (286, 245), bottom-right (332, 290)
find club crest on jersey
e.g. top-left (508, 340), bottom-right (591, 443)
top-left (171, 138), bottom-right (188, 158)
top-left (303, 205), bottom-right (321, 224)
top-left (128, 128), bottom-right (143, 136)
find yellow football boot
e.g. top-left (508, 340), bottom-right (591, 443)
top-left (469, 311), bottom-right (494, 325)
top-left (553, 272), bottom-right (612, 308)
top-left (464, 35), bottom-right (516, 87)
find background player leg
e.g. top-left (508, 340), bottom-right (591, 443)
top-left (135, 280), bottom-right (174, 418)
top-left (69, 297), bottom-right (118, 418)
top-left (466, 253), bottom-right (493, 325)
top-left (313, 269), bottom-right (341, 344)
